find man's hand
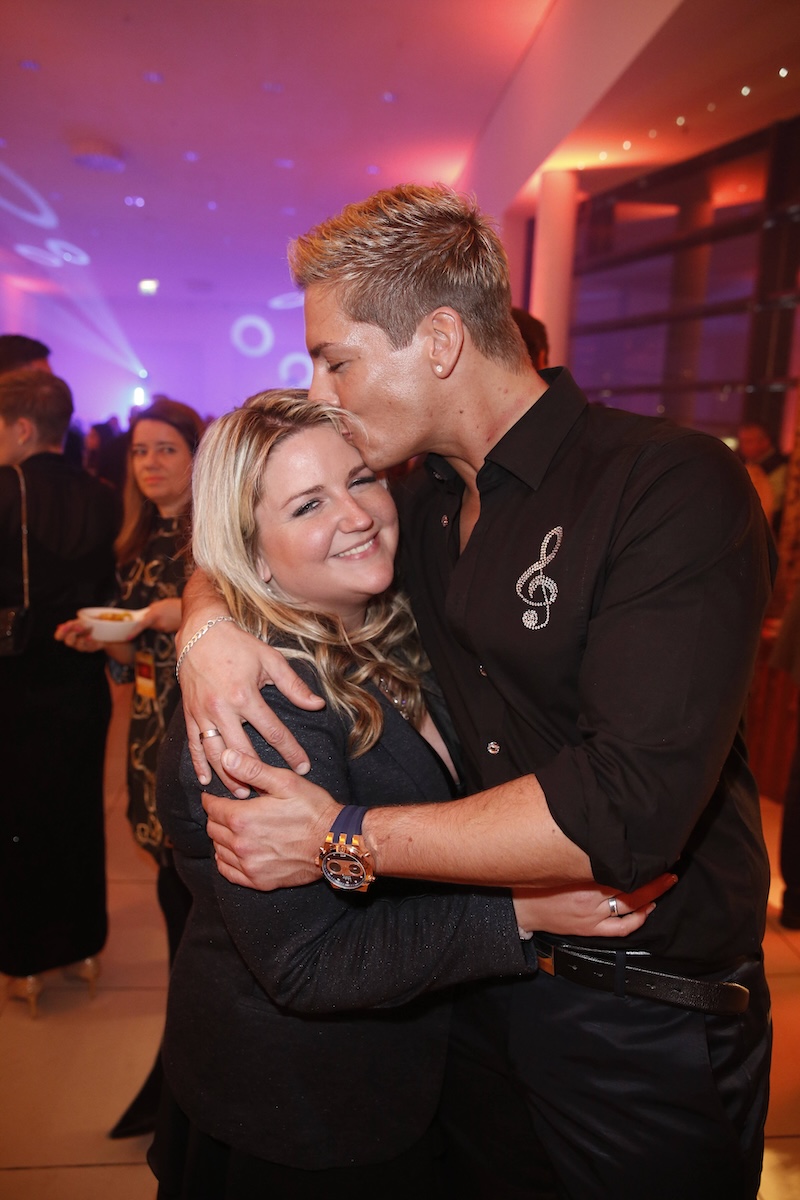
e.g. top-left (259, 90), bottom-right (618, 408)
top-left (202, 747), bottom-right (340, 889)
top-left (178, 572), bottom-right (324, 791)
top-left (513, 873), bottom-right (678, 938)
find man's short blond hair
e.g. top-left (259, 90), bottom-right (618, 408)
top-left (289, 183), bottom-right (527, 369)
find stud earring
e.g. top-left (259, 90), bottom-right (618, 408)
top-left (435, 364), bottom-right (444, 374)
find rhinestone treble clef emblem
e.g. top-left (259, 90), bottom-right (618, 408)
top-left (515, 526), bottom-right (563, 630)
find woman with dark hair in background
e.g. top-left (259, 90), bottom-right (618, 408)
top-left (58, 395), bottom-right (205, 1136)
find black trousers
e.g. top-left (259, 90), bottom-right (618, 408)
top-left (438, 957), bottom-right (771, 1200)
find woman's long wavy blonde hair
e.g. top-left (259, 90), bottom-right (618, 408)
top-left (192, 389), bottom-right (428, 755)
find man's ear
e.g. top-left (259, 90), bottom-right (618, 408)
top-left (425, 307), bottom-right (464, 379)
top-left (16, 416), bottom-right (36, 447)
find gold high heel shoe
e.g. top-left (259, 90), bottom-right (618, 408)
top-left (6, 974), bottom-right (43, 1019)
top-left (63, 956), bottom-right (101, 999)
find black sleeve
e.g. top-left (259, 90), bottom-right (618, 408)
top-left (538, 433), bottom-right (774, 890)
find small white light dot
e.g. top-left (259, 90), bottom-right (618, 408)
top-left (576, 162), bottom-right (585, 171)
top-left (138, 279), bottom-right (159, 295)
top-left (139, 369), bottom-right (148, 379)
top-left (648, 129), bottom-right (658, 139)
top-left (779, 68), bottom-right (788, 78)
top-left (622, 140), bottom-right (631, 150)
top-left (598, 150), bottom-right (608, 161)
top-left (382, 91), bottom-right (396, 103)
top-left (676, 115), bottom-right (686, 127)
top-left (707, 102), bottom-right (716, 112)
top-left (124, 195), bottom-right (145, 207)
top-left (741, 86), bottom-right (751, 96)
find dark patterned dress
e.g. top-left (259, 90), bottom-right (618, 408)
top-left (113, 517), bottom-right (189, 864)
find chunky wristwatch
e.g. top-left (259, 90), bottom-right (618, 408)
top-left (317, 805), bottom-right (375, 892)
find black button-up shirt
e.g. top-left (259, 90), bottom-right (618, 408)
top-left (396, 368), bottom-right (774, 967)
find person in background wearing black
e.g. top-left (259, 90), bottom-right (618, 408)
top-left (176, 184), bottom-right (774, 1200)
top-left (58, 397), bottom-right (205, 1138)
top-left (511, 307), bottom-right (549, 371)
top-left (0, 369), bottom-right (118, 1014)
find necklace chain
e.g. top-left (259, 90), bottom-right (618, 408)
top-left (378, 676), bottom-right (410, 720)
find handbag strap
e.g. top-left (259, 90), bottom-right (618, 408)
top-left (13, 464), bottom-right (29, 608)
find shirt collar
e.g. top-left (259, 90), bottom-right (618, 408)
top-left (424, 367), bottom-right (588, 492)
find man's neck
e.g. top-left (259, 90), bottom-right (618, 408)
top-left (442, 364), bottom-right (548, 493)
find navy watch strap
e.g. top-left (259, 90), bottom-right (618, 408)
top-left (329, 805), bottom-right (368, 838)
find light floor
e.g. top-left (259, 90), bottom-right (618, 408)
top-left (1, 682), bottom-right (800, 1199)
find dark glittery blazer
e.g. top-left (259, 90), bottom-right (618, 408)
top-left (157, 661), bottom-right (531, 1170)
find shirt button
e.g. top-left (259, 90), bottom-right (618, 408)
top-left (478, 664), bottom-right (487, 676)
top-left (487, 741), bottom-right (501, 755)
top-left (441, 514), bottom-right (449, 527)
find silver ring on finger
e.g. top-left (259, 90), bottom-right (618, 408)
top-left (608, 896), bottom-right (621, 917)
top-left (199, 728), bottom-right (223, 741)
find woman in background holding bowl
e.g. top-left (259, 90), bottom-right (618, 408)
top-left (57, 395), bottom-right (205, 1137)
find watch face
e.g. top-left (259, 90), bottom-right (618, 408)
top-left (320, 850), bottom-right (369, 890)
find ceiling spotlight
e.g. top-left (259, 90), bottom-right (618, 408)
top-left (707, 102), bottom-right (716, 112)
top-left (274, 158), bottom-right (294, 169)
top-left (648, 129), bottom-right (657, 139)
top-left (124, 195), bottom-right (145, 207)
top-left (142, 70), bottom-right (163, 84)
top-left (779, 68), bottom-right (788, 78)
top-left (382, 92), bottom-right (396, 103)
top-left (138, 369), bottom-right (149, 379)
top-left (676, 116), bottom-right (686, 126)
top-left (183, 151), bottom-right (199, 163)
top-left (741, 86), bottom-right (751, 96)
top-left (598, 151), bottom-right (608, 161)
top-left (207, 200), bottom-right (217, 211)
top-left (72, 137), bottom-right (126, 172)
top-left (622, 140), bottom-right (631, 150)
top-left (138, 279), bottom-right (159, 295)
top-left (366, 164), bottom-right (380, 175)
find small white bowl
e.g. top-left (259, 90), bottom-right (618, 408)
top-left (77, 606), bottom-right (149, 643)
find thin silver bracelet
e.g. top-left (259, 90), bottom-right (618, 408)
top-left (175, 616), bottom-right (236, 680)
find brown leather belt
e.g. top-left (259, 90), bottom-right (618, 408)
top-left (533, 937), bottom-right (750, 1017)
